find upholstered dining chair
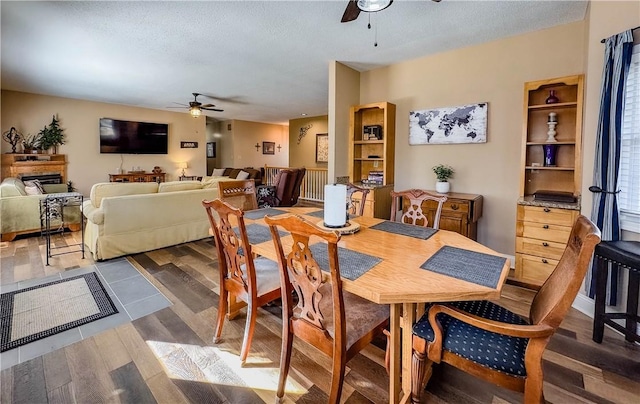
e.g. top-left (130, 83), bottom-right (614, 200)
top-left (410, 215), bottom-right (600, 404)
top-left (390, 189), bottom-right (447, 229)
top-left (218, 179), bottom-right (258, 211)
top-left (346, 182), bottom-right (370, 216)
top-left (202, 199), bottom-right (281, 366)
top-left (264, 214), bottom-right (389, 403)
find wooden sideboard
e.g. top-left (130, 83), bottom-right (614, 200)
top-left (109, 172), bottom-right (166, 183)
top-left (401, 191), bottom-right (483, 240)
top-left (1, 154), bottom-right (67, 183)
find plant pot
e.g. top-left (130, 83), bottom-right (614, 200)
top-left (436, 181), bottom-right (450, 193)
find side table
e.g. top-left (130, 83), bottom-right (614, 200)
top-left (40, 192), bottom-right (85, 266)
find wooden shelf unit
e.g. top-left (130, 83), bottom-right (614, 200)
top-left (348, 102), bottom-right (396, 219)
top-left (1, 154), bottom-right (67, 183)
top-left (514, 75), bottom-right (584, 289)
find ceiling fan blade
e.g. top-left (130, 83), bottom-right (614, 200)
top-left (171, 102), bottom-right (188, 106)
top-left (200, 103), bottom-right (217, 108)
top-left (201, 107), bottom-right (224, 112)
top-left (341, 0), bottom-right (361, 23)
top-left (200, 94), bottom-right (248, 105)
top-left (166, 106), bottom-right (187, 109)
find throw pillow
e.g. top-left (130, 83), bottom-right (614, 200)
top-left (228, 168), bottom-right (242, 179)
top-left (212, 168), bottom-right (225, 176)
top-left (237, 170), bottom-right (250, 180)
top-left (24, 179), bottom-right (45, 195)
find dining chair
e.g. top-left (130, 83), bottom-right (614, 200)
top-left (410, 215), bottom-right (600, 403)
top-left (346, 182), bottom-right (370, 216)
top-left (218, 179), bottom-right (258, 211)
top-left (390, 189), bottom-right (447, 229)
top-left (202, 198), bottom-right (282, 366)
top-left (264, 214), bottom-right (389, 403)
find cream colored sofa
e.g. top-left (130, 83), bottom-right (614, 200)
top-left (0, 177), bottom-right (82, 241)
top-left (83, 181), bottom-right (219, 260)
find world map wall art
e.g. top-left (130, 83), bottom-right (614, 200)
top-left (409, 103), bottom-right (488, 145)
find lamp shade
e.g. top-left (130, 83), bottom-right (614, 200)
top-left (357, 0), bottom-right (393, 12)
top-left (178, 162), bottom-right (188, 169)
top-left (189, 107), bottom-right (202, 117)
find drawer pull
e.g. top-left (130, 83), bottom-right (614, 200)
top-left (542, 225), bottom-right (549, 229)
top-left (542, 259), bottom-right (548, 264)
top-left (450, 204), bottom-right (459, 210)
top-left (542, 242), bottom-right (549, 247)
top-left (544, 208), bottom-right (551, 213)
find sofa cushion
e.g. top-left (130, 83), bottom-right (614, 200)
top-left (24, 179), bottom-right (46, 195)
top-left (158, 181), bottom-right (203, 193)
top-left (228, 168), bottom-right (242, 179)
top-left (212, 168), bottom-right (225, 176)
top-left (223, 167), bottom-right (233, 176)
top-left (90, 182), bottom-right (159, 208)
top-left (237, 170), bottom-right (250, 180)
top-left (0, 178), bottom-right (27, 197)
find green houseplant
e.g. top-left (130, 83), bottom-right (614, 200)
top-left (432, 164), bottom-right (454, 193)
top-left (22, 133), bottom-right (41, 154)
top-left (39, 115), bottom-right (66, 154)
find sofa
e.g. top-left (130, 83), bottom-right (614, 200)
top-left (0, 177), bottom-right (82, 241)
top-left (83, 180), bottom-right (219, 260)
top-left (211, 167), bottom-right (263, 186)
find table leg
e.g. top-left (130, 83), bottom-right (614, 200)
top-left (389, 303), bottom-right (402, 404)
top-left (402, 302), bottom-right (416, 401)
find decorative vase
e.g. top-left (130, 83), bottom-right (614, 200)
top-left (543, 144), bottom-right (558, 167)
top-left (545, 90), bottom-right (559, 104)
top-left (436, 181), bottom-right (450, 193)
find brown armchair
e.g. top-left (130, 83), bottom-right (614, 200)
top-left (257, 168), bottom-right (306, 208)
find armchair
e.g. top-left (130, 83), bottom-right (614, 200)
top-left (257, 168), bottom-right (306, 208)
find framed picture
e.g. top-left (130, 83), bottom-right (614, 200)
top-left (409, 102), bottom-right (488, 144)
top-left (206, 142), bottom-right (216, 158)
top-left (316, 133), bottom-right (328, 163)
top-left (263, 141), bottom-right (275, 155)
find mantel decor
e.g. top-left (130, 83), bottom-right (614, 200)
top-left (409, 103), bottom-right (488, 144)
top-left (2, 127), bottom-right (23, 153)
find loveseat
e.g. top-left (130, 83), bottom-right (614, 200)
top-left (210, 167), bottom-right (263, 186)
top-left (0, 177), bottom-right (82, 241)
top-left (83, 181), bottom-right (219, 260)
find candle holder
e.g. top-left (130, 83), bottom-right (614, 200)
top-left (546, 112), bottom-right (558, 142)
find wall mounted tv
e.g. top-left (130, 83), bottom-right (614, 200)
top-left (99, 118), bottom-right (168, 154)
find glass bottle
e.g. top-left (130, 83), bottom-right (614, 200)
top-left (545, 90), bottom-right (559, 104)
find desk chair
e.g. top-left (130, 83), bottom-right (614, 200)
top-left (410, 215), bottom-right (600, 403)
top-left (218, 179), bottom-right (258, 211)
top-left (264, 214), bottom-right (389, 403)
top-left (202, 199), bottom-right (281, 366)
top-left (346, 183), bottom-right (370, 216)
top-left (390, 189), bottom-right (447, 229)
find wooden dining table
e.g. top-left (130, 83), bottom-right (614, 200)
top-left (240, 206), bottom-right (511, 404)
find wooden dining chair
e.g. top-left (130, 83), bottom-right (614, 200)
top-left (410, 215), bottom-right (601, 403)
top-left (264, 214), bottom-right (389, 403)
top-left (346, 182), bottom-right (370, 216)
top-left (202, 198), bottom-right (282, 366)
top-left (218, 179), bottom-right (258, 211)
top-left (390, 189), bottom-right (447, 229)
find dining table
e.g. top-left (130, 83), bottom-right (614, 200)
top-left (238, 206), bottom-right (511, 404)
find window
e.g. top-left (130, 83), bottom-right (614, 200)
top-left (618, 43), bottom-right (640, 233)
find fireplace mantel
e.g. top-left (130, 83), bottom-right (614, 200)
top-left (1, 154), bottom-right (68, 183)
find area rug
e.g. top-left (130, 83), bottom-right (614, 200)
top-left (0, 272), bottom-right (118, 352)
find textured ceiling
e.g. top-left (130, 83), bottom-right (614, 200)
top-left (1, 1), bottom-right (588, 124)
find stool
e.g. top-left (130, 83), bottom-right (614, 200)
top-left (592, 241), bottom-right (640, 343)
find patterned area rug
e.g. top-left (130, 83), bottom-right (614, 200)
top-left (0, 272), bottom-right (118, 352)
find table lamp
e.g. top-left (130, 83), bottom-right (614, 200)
top-left (178, 162), bottom-right (188, 177)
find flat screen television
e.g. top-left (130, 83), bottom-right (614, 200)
top-left (99, 118), bottom-right (168, 154)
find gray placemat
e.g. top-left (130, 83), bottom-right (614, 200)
top-left (420, 246), bottom-right (506, 288)
top-left (309, 243), bottom-right (381, 281)
top-left (306, 209), bottom-right (356, 219)
top-left (244, 208), bottom-right (288, 220)
top-left (370, 221), bottom-right (438, 240)
top-left (234, 223), bottom-right (287, 246)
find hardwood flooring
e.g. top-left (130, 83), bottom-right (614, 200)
top-left (1, 231), bottom-right (639, 403)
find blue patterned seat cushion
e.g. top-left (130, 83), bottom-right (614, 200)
top-left (412, 300), bottom-right (529, 377)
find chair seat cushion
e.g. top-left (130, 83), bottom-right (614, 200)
top-left (240, 256), bottom-right (281, 296)
top-left (412, 300), bottom-right (529, 376)
top-left (316, 283), bottom-right (389, 350)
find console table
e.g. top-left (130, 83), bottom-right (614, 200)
top-left (109, 172), bottom-right (166, 183)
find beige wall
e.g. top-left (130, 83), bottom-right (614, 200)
top-left (229, 119), bottom-right (288, 169)
top-left (288, 115), bottom-right (328, 168)
top-left (582, 0), bottom-right (640, 243)
top-left (330, 61), bottom-right (360, 183)
top-left (357, 21), bottom-right (586, 255)
top-left (1, 90), bottom-right (206, 195)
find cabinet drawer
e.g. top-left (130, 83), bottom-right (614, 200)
top-left (517, 221), bottom-right (572, 244)
top-left (518, 205), bottom-right (577, 226)
top-left (515, 253), bottom-right (559, 286)
top-left (516, 237), bottom-right (565, 260)
top-left (443, 199), bottom-right (470, 214)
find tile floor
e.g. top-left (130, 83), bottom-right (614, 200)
top-left (0, 258), bottom-right (171, 370)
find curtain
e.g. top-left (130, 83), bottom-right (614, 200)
top-left (587, 30), bottom-right (634, 305)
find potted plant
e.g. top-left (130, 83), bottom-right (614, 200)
top-left (432, 164), bottom-right (454, 193)
top-left (22, 133), bottom-right (40, 154)
top-left (39, 115), bottom-right (66, 154)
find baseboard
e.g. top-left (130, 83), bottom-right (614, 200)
top-left (572, 293), bottom-right (594, 318)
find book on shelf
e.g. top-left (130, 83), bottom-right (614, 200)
top-left (366, 171), bottom-right (384, 185)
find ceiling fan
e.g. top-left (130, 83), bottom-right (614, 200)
top-left (341, 0), bottom-right (440, 23)
top-left (168, 93), bottom-right (224, 117)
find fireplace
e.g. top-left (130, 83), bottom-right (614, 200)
top-left (20, 173), bottom-right (63, 185)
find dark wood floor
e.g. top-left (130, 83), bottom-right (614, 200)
top-left (1, 231), bottom-right (639, 404)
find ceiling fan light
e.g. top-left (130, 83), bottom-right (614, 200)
top-left (189, 106), bottom-right (202, 117)
top-left (357, 0), bottom-right (392, 13)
